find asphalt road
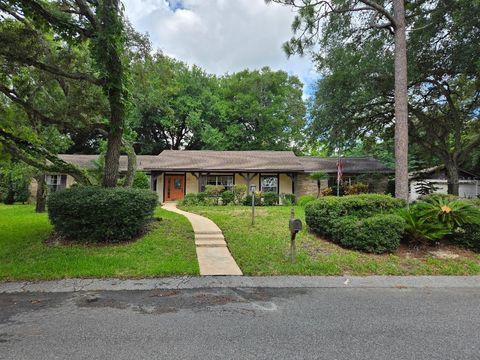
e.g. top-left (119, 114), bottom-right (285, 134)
top-left (1, 287), bottom-right (479, 360)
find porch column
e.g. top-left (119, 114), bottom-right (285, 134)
top-left (240, 172), bottom-right (257, 194)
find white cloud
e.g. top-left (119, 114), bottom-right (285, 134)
top-left (122, 0), bottom-right (315, 89)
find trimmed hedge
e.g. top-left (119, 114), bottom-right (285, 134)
top-left (297, 195), bottom-right (316, 206)
top-left (47, 186), bottom-right (158, 242)
top-left (331, 214), bottom-right (405, 253)
top-left (305, 194), bottom-right (406, 253)
top-left (305, 194), bottom-right (405, 238)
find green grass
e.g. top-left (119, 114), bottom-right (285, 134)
top-left (0, 204), bottom-right (199, 280)
top-left (180, 205), bottom-right (480, 276)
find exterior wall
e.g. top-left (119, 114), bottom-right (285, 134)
top-left (234, 173), bottom-right (260, 192)
top-left (186, 173), bottom-right (199, 194)
top-left (156, 173), bottom-right (164, 203)
top-left (279, 174), bottom-right (293, 195)
top-left (409, 179), bottom-right (479, 202)
top-left (297, 174), bottom-right (324, 197)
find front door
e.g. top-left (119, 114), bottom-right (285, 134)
top-left (165, 174), bottom-right (185, 201)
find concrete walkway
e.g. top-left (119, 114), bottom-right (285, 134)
top-left (162, 202), bottom-right (242, 276)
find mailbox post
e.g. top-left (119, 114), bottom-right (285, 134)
top-left (250, 185), bottom-right (256, 226)
top-left (288, 208), bottom-right (302, 262)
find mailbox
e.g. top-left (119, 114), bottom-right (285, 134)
top-left (289, 219), bottom-right (302, 233)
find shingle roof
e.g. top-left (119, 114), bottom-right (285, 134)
top-left (145, 150), bottom-right (304, 172)
top-left (58, 154), bottom-right (160, 172)
top-left (298, 156), bottom-right (393, 174)
top-left (56, 152), bottom-right (392, 174)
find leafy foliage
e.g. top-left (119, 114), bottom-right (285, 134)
top-left (47, 186), bottom-right (158, 242)
top-left (305, 194), bottom-right (405, 239)
top-left (280, 193), bottom-right (296, 206)
top-left (331, 214), bottom-right (405, 254)
top-left (396, 207), bottom-right (452, 243)
top-left (297, 195), bottom-right (316, 206)
top-left (132, 171), bottom-right (149, 189)
top-left (232, 184), bottom-right (247, 204)
top-left (343, 182), bottom-right (369, 195)
top-left (221, 190), bottom-right (235, 205)
top-left (263, 191), bottom-right (279, 206)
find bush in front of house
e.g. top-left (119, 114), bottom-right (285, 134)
top-left (221, 190), bottom-right (235, 205)
top-left (343, 182), bottom-right (369, 195)
top-left (331, 214), bottom-right (405, 253)
top-left (179, 193), bottom-right (200, 206)
top-left (132, 171), bottom-right (150, 189)
top-left (263, 191), bottom-right (279, 206)
top-left (232, 184), bottom-right (247, 204)
top-left (297, 195), bottom-right (316, 206)
top-left (280, 193), bottom-right (296, 206)
top-left (47, 186), bottom-right (158, 243)
top-left (305, 194), bottom-right (406, 237)
top-left (243, 192), bottom-right (262, 206)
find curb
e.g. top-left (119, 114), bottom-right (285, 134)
top-left (1, 276), bottom-right (480, 293)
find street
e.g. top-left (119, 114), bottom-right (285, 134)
top-left (1, 286), bottom-right (479, 359)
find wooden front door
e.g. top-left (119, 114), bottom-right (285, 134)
top-left (165, 174), bottom-right (185, 201)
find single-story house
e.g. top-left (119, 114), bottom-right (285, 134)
top-left (409, 166), bottom-right (480, 201)
top-left (34, 150), bottom-right (393, 202)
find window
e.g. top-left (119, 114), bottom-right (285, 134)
top-left (200, 175), bottom-right (234, 192)
top-left (261, 175), bottom-right (278, 193)
top-left (46, 175), bottom-right (66, 193)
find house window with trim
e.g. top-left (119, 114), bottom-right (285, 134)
top-left (200, 175), bottom-right (234, 192)
top-left (45, 175), bottom-right (67, 193)
top-left (260, 175), bottom-right (278, 193)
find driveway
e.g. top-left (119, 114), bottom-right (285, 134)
top-left (1, 286), bottom-right (479, 359)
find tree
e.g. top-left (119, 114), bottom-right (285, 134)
top-left (305, 0), bottom-right (479, 196)
top-left (219, 67), bottom-right (306, 151)
top-left (0, 0), bottom-right (129, 187)
top-left (267, 0), bottom-right (411, 199)
top-left (309, 171), bottom-right (329, 197)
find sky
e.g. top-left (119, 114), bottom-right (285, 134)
top-left (122, 0), bottom-right (318, 97)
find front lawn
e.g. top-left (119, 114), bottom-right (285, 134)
top-left (180, 205), bottom-right (480, 275)
top-left (0, 204), bottom-right (199, 280)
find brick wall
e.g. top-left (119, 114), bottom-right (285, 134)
top-left (297, 174), bottom-right (328, 197)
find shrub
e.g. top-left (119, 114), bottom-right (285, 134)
top-left (418, 193), bottom-right (458, 203)
top-left (305, 194), bottom-right (405, 238)
top-left (196, 192), bottom-right (207, 204)
top-left (179, 193), bottom-right (199, 206)
top-left (221, 190), bottom-right (235, 205)
top-left (232, 184), bottom-right (247, 204)
top-left (205, 185), bottom-right (223, 204)
top-left (280, 193), bottom-right (296, 206)
top-left (396, 206), bottom-right (451, 244)
top-left (297, 195), bottom-right (316, 206)
top-left (132, 171), bottom-right (150, 189)
top-left (243, 192), bottom-right (262, 206)
top-left (331, 214), bottom-right (405, 253)
top-left (415, 197), bottom-right (480, 228)
top-left (263, 191), bottom-right (279, 205)
top-left (47, 186), bottom-right (158, 243)
top-left (343, 182), bottom-right (369, 195)
top-left (452, 224), bottom-right (480, 252)
top-left (320, 187), bottom-right (333, 197)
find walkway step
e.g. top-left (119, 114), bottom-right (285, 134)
top-left (195, 240), bottom-right (227, 248)
top-left (162, 202), bottom-right (242, 276)
top-left (195, 234), bottom-right (224, 240)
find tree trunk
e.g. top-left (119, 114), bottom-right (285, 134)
top-left (123, 141), bottom-right (137, 187)
top-left (445, 159), bottom-right (460, 196)
top-left (98, 0), bottom-right (126, 188)
top-left (35, 174), bottom-right (47, 213)
top-left (393, 0), bottom-right (409, 201)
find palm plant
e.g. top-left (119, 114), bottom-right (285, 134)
top-left (415, 197), bottom-right (480, 228)
top-left (396, 207), bottom-right (452, 244)
top-left (309, 171), bottom-right (329, 197)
